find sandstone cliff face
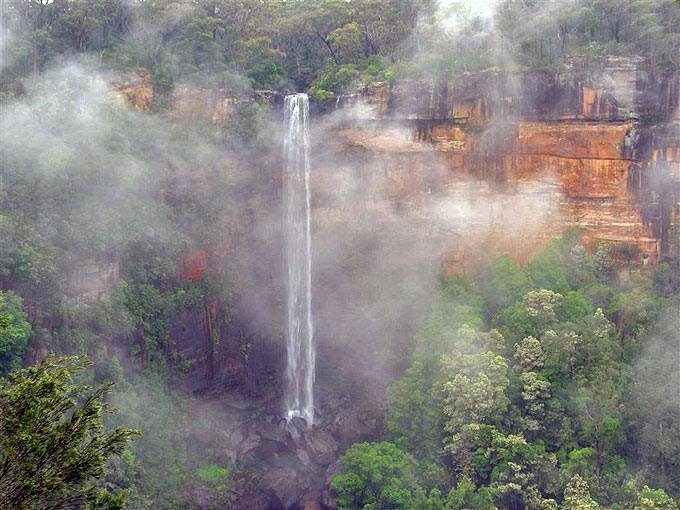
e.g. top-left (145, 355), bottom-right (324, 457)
top-left (110, 71), bottom-right (154, 110)
top-left (318, 63), bottom-right (680, 272)
top-left (108, 63), bottom-right (679, 275)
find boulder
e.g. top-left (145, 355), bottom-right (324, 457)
top-left (287, 416), bottom-right (309, 440)
top-left (296, 448), bottom-right (311, 466)
top-left (255, 420), bottom-right (292, 448)
top-left (332, 414), bottom-right (364, 448)
top-left (236, 425), bottom-right (261, 459)
top-left (260, 469), bottom-right (309, 509)
top-left (303, 430), bottom-right (338, 466)
top-left (324, 460), bottom-right (343, 486)
top-left (301, 491), bottom-right (322, 510)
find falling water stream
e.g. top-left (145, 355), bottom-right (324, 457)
top-left (283, 93), bottom-right (315, 426)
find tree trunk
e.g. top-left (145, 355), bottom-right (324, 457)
top-left (316, 31), bottom-right (339, 65)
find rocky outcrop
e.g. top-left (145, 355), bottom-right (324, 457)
top-left (318, 62), bottom-right (679, 272)
top-left (188, 405), bottom-right (380, 510)
top-left (108, 60), bottom-right (679, 274)
top-left (62, 258), bottom-right (120, 307)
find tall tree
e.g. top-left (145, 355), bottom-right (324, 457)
top-left (0, 356), bottom-right (139, 510)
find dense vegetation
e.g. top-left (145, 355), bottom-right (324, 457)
top-left (0, 64), bottom-right (259, 507)
top-left (2, 0), bottom-right (679, 102)
top-left (0, 356), bottom-right (138, 510)
top-left (332, 234), bottom-right (680, 509)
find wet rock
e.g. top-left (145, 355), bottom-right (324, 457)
top-left (301, 491), bottom-right (322, 510)
top-left (260, 469), bottom-right (309, 509)
top-left (303, 430), bottom-right (338, 466)
top-left (237, 426), bottom-right (261, 459)
top-left (229, 428), bottom-right (243, 445)
top-left (267, 447), bottom-right (304, 470)
top-left (324, 460), bottom-right (343, 486)
top-left (255, 420), bottom-right (293, 448)
top-left (332, 414), bottom-right (365, 448)
top-left (287, 416), bottom-right (309, 440)
top-left (296, 448), bottom-right (311, 466)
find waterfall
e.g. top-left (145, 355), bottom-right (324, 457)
top-left (283, 93), bottom-right (315, 426)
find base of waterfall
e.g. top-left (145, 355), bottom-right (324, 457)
top-left (193, 394), bottom-right (380, 509)
top-left (284, 411), bottom-right (311, 441)
top-left (242, 405), bottom-right (377, 509)
top-left (285, 408), bottom-right (313, 426)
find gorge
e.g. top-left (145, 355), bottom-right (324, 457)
top-left (2, 2), bottom-right (679, 504)
top-left (118, 60), bottom-right (678, 508)
top-left (12, 59), bottom-right (676, 509)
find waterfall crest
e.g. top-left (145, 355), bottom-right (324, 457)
top-left (283, 93), bottom-right (314, 426)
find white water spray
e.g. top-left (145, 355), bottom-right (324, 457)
top-left (283, 93), bottom-right (315, 426)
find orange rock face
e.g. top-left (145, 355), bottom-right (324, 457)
top-left (111, 72), bottom-right (153, 111)
top-left (109, 64), bottom-right (678, 275)
top-left (316, 66), bottom-right (680, 274)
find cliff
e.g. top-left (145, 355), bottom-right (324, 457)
top-left (108, 62), bottom-right (680, 280)
top-left (315, 62), bottom-right (679, 272)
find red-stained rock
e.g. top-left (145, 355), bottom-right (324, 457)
top-left (179, 250), bottom-right (209, 281)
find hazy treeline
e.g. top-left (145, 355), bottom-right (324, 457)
top-left (2, 0), bottom-right (679, 102)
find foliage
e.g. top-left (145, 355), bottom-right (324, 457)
top-left (1, 0), bottom-right (678, 107)
top-left (104, 374), bottom-right (190, 509)
top-left (336, 234), bottom-right (680, 509)
top-left (594, 241), bottom-right (617, 284)
top-left (386, 361), bottom-right (444, 461)
top-left (563, 475), bottom-right (600, 510)
top-left (0, 356), bottom-right (139, 510)
top-left (197, 464), bottom-right (231, 487)
top-left (331, 442), bottom-right (422, 510)
top-left (0, 290), bottom-right (32, 377)
top-left (477, 255), bottom-right (532, 320)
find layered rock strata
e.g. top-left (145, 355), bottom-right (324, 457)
top-left (317, 62), bottom-right (679, 272)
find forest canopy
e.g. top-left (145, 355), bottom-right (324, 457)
top-left (2, 0), bottom-right (679, 101)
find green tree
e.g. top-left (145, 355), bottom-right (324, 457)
top-left (440, 351), bottom-right (510, 478)
top-left (386, 361), bottom-right (444, 461)
top-left (633, 486), bottom-right (678, 510)
top-left (566, 245), bottom-right (596, 290)
top-left (523, 289), bottom-right (563, 332)
top-left (527, 242), bottom-right (570, 294)
top-left (0, 290), bottom-right (32, 377)
top-left (594, 242), bottom-right (617, 284)
top-left (477, 255), bottom-right (532, 320)
top-left (446, 475), bottom-right (497, 510)
top-left (0, 356), bottom-right (139, 509)
top-left (562, 475), bottom-right (600, 510)
top-left (331, 442), bottom-right (421, 510)
top-left (514, 337), bottom-right (551, 432)
top-left (489, 433), bottom-right (558, 510)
